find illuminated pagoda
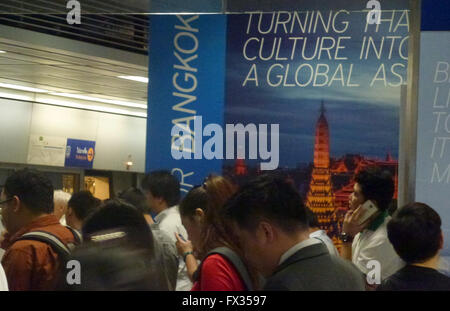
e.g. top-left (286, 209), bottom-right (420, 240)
top-left (306, 101), bottom-right (336, 233)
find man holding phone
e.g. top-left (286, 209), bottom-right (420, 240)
top-left (340, 167), bottom-right (404, 287)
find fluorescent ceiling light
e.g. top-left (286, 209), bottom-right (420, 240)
top-left (49, 92), bottom-right (147, 109)
top-left (36, 97), bottom-right (147, 118)
top-left (0, 92), bottom-right (34, 101)
top-left (117, 76), bottom-right (149, 83)
top-left (0, 82), bottom-right (49, 93)
top-left (0, 51), bottom-right (6, 53)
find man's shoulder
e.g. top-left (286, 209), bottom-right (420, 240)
top-left (157, 208), bottom-right (186, 236)
top-left (265, 251), bottom-right (364, 291)
top-left (12, 224), bottom-right (76, 249)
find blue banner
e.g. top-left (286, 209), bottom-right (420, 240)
top-left (415, 32), bottom-right (450, 257)
top-left (147, 15), bottom-right (227, 193)
top-left (65, 138), bottom-right (96, 169)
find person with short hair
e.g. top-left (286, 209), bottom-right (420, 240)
top-left (341, 167), bottom-right (404, 285)
top-left (141, 170), bottom-right (191, 291)
top-left (305, 208), bottom-right (339, 256)
top-left (53, 190), bottom-right (71, 226)
top-left (377, 202), bottom-right (450, 291)
top-left (224, 175), bottom-right (365, 291)
top-left (66, 190), bottom-right (101, 232)
top-left (0, 169), bottom-right (77, 291)
top-left (118, 187), bottom-right (179, 291)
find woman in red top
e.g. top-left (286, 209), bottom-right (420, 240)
top-left (175, 176), bottom-right (257, 291)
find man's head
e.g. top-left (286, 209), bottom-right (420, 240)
top-left (118, 187), bottom-right (150, 215)
top-left (141, 170), bottom-right (180, 214)
top-left (224, 175), bottom-right (310, 277)
top-left (0, 169), bottom-right (53, 234)
top-left (66, 191), bottom-right (101, 231)
top-left (387, 202), bottom-right (443, 265)
top-left (349, 167), bottom-right (395, 212)
top-left (118, 187), bottom-right (154, 225)
top-left (54, 190), bottom-right (71, 220)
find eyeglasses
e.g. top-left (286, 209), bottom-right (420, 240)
top-left (0, 198), bottom-right (13, 207)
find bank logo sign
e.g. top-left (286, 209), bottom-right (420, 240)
top-left (65, 139), bottom-right (96, 168)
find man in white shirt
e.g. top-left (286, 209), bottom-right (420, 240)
top-left (306, 208), bottom-right (340, 256)
top-left (340, 167), bottom-right (404, 287)
top-left (141, 170), bottom-right (192, 291)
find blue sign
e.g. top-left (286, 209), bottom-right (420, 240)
top-left (65, 138), bottom-right (96, 169)
top-left (415, 32), bottom-right (450, 257)
top-left (146, 15), bottom-right (227, 194)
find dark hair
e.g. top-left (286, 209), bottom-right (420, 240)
top-left (141, 170), bottom-right (180, 207)
top-left (355, 167), bottom-right (395, 212)
top-left (118, 187), bottom-right (150, 215)
top-left (66, 243), bottom-right (163, 291)
top-left (82, 199), bottom-right (154, 253)
top-left (68, 191), bottom-right (101, 221)
top-left (387, 202), bottom-right (442, 264)
top-left (181, 175), bottom-right (261, 289)
top-left (224, 174), bottom-right (308, 234)
top-left (179, 175), bottom-right (237, 258)
top-left (305, 208), bottom-right (319, 228)
top-left (4, 168), bottom-right (53, 214)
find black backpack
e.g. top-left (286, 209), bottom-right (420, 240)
top-left (194, 246), bottom-right (254, 291)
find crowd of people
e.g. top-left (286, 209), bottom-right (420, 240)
top-left (0, 167), bottom-right (449, 291)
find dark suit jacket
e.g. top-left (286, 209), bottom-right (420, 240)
top-left (264, 243), bottom-right (366, 291)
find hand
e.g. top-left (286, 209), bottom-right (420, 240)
top-left (175, 233), bottom-right (193, 256)
top-left (342, 205), bottom-right (372, 238)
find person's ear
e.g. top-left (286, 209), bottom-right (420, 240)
top-left (194, 208), bottom-right (205, 224)
top-left (66, 207), bottom-right (72, 217)
top-left (256, 221), bottom-right (275, 245)
top-left (11, 195), bottom-right (21, 213)
top-left (439, 231), bottom-right (444, 250)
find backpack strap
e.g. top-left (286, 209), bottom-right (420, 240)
top-left (65, 226), bottom-right (82, 248)
top-left (195, 247), bottom-right (253, 291)
top-left (17, 231), bottom-right (71, 261)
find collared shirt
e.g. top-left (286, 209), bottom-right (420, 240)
top-left (310, 230), bottom-right (340, 256)
top-left (1, 214), bottom-right (76, 291)
top-left (279, 238), bottom-right (322, 265)
top-left (155, 206), bottom-right (192, 291)
top-left (150, 223), bottom-right (179, 291)
top-left (352, 212), bottom-right (404, 281)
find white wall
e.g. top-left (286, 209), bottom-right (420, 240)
top-left (0, 99), bottom-right (33, 164)
top-left (0, 99), bottom-right (147, 172)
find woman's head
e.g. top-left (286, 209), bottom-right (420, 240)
top-left (179, 175), bottom-right (238, 258)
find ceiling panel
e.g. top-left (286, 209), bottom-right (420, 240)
top-left (0, 36), bottom-right (148, 104)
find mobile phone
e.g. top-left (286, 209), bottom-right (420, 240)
top-left (357, 200), bottom-right (378, 225)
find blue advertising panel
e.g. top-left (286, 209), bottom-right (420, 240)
top-left (65, 138), bottom-right (96, 169)
top-left (146, 15), bottom-right (227, 193)
top-left (415, 31), bottom-right (450, 258)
